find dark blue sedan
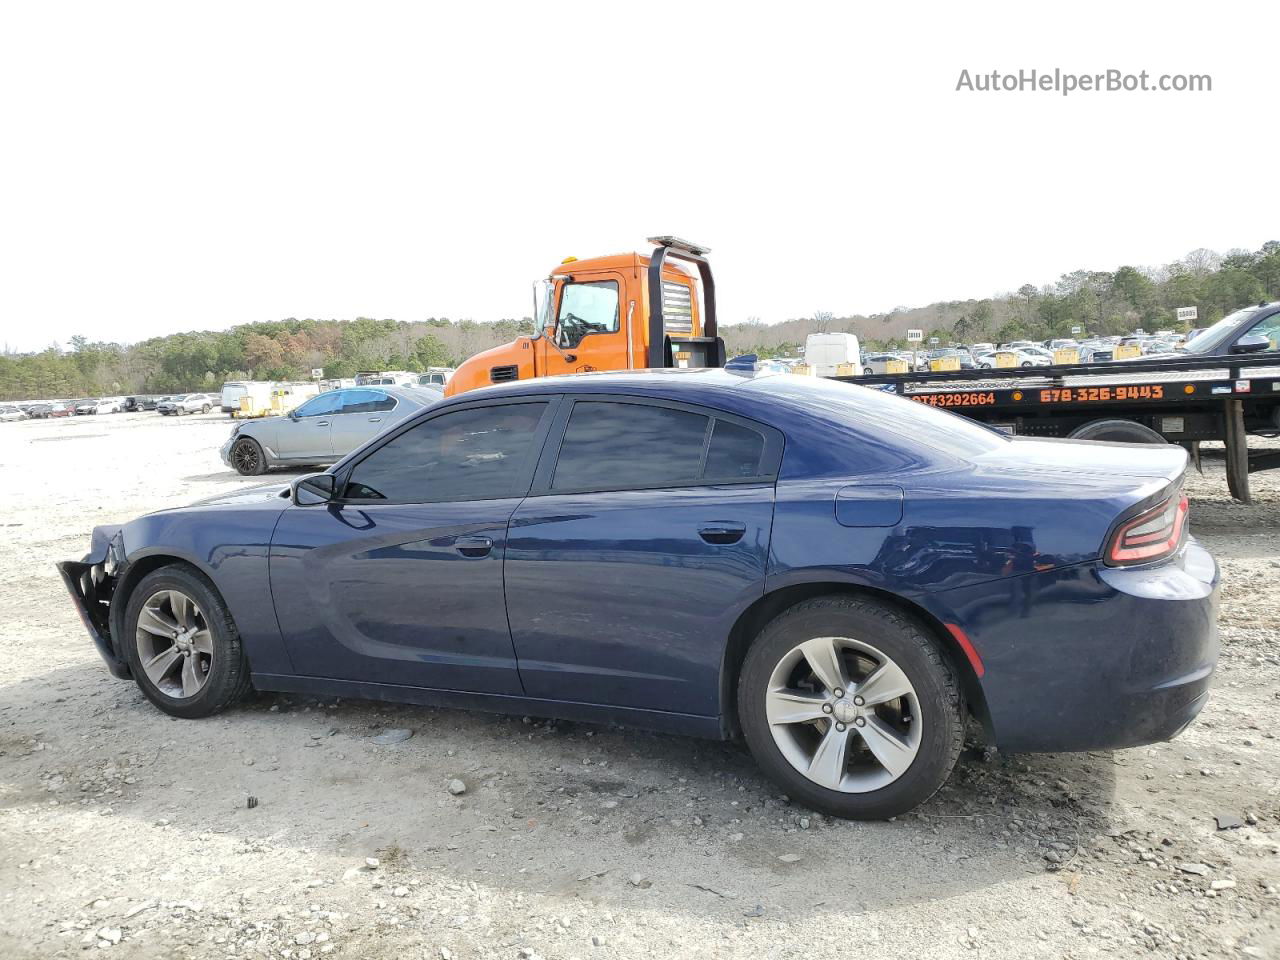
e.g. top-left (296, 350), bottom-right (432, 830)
top-left (59, 370), bottom-right (1219, 818)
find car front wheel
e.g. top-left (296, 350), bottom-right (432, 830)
top-left (230, 436), bottom-right (268, 475)
top-left (201, 404), bottom-right (211, 414)
top-left (121, 565), bottom-right (252, 719)
top-left (738, 595), bottom-right (964, 819)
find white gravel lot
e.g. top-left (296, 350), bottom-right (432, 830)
top-left (0, 410), bottom-right (1277, 959)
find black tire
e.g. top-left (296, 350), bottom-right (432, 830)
top-left (1068, 418), bottom-right (1166, 444)
top-left (863, 367), bottom-right (874, 376)
top-left (231, 436), bottom-right (268, 475)
top-left (121, 565), bottom-right (252, 719)
top-left (201, 404), bottom-right (211, 414)
top-left (738, 596), bottom-right (964, 820)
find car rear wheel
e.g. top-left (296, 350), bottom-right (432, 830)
top-left (231, 436), bottom-right (268, 475)
top-left (863, 367), bottom-right (873, 376)
top-left (738, 596), bottom-right (963, 819)
top-left (122, 565), bottom-right (252, 719)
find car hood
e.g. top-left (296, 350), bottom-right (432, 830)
top-left (144, 483), bottom-right (290, 515)
top-left (185, 482), bottom-right (291, 507)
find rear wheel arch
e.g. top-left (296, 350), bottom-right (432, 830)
top-left (719, 582), bottom-right (992, 743)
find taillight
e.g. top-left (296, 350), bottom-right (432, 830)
top-left (1105, 491), bottom-right (1189, 566)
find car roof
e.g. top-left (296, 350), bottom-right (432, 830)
top-left (425, 367), bottom-right (860, 425)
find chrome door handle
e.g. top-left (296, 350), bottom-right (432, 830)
top-left (316, 420), bottom-right (330, 426)
top-left (368, 417), bottom-right (382, 423)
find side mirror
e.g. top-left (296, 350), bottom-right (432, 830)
top-left (1230, 334), bottom-right (1271, 354)
top-left (291, 472), bottom-right (337, 506)
top-left (288, 408), bottom-right (300, 420)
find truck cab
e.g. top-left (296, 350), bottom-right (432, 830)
top-left (445, 237), bottom-right (724, 396)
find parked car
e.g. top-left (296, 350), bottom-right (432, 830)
top-left (860, 353), bottom-right (905, 375)
top-left (221, 386), bottom-right (441, 475)
top-left (62, 370), bottom-right (1217, 820)
top-left (125, 395), bottom-right (161, 412)
top-left (973, 349), bottom-right (1050, 368)
top-left (157, 394), bottom-right (214, 416)
top-left (1077, 345), bottom-right (1114, 363)
top-left (76, 397), bottom-right (125, 414)
top-left (0, 404), bottom-right (28, 422)
top-left (918, 348), bottom-right (976, 371)
top-left (25, 403), bottom-right (55, 418)
top-left (52, 400), bottom-right (88, 418)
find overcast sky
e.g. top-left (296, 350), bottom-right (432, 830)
top-left (1, 0), bottom-right (1276, 352)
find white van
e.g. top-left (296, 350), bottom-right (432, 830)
top-left (220, 381), bottom-right (256, 415)
top-left (417, 367), bottom-right (455, 387)
top-left (803, 333), bottom-right (861, 378)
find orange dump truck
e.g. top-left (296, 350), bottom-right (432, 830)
top-left (445, 236), bottom-right (725, 396)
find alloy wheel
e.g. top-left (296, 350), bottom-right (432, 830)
top-left (232, 439), bottom-right (260, 474)
top-left (134, 589), bottom-right (214, 699)
top-left (765, 636), bottom-right (922, 792)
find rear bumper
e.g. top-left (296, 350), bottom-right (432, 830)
top-left (924, 539), bottom-right (1219, 752)
top-left (56, 559), bottom-right (131, 679)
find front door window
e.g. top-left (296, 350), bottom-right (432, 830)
top-left (556, 281), bottom-right (619, 349)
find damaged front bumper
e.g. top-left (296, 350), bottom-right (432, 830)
top-left (56, 525), bottom-right (131, 679)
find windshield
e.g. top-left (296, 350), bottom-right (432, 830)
top-left (1182, 307), bottom-right (1258, 355)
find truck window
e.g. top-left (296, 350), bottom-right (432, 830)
top-left (556, 281), bottom-right (619, 348)
top-left (344, 402), bottom-right (549, 503)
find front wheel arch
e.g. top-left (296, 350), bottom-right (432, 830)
top-left (108, 555), bottom-right (215, 655)
top-left (719, 582), bottom-right (991, 744)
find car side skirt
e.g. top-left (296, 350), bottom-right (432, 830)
top-left (252, 673), bottom-right (726, 739)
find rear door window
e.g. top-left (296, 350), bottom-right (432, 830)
top-left (339, 389), bottom-right (397, 414)
top-left (548, 400), bottom-right (775, 493)
top-left (703, 419), bottom-right (766, 480)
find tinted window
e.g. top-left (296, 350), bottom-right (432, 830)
top-left (552, 402), bottom-right (709, 491)
top-left (294, 392), bottom-right (343, 417)
top-left (339, 389), bottom-right (396, 414)
top-left (557, 281), bottom-right (619, 348)
top-left (704, 419), bottom-right (765, 480)
top-left (1247, 312), bottom-right (1280, 351)
top-left (344, 403), bottom-right (548, 503)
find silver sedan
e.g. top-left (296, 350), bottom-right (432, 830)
top-left (220, 385), bottom-right (442, 475)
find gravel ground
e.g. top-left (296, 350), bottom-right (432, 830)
top-left (0, 411), bottom-right (1277, 959)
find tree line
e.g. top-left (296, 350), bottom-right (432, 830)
top-left (723, 241), bottom-right (1280, 358)
top-left (2, 241), bottom-right (1277, 399)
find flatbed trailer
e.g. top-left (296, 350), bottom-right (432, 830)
top-left (835, 354), bottom-right (1280, 503)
